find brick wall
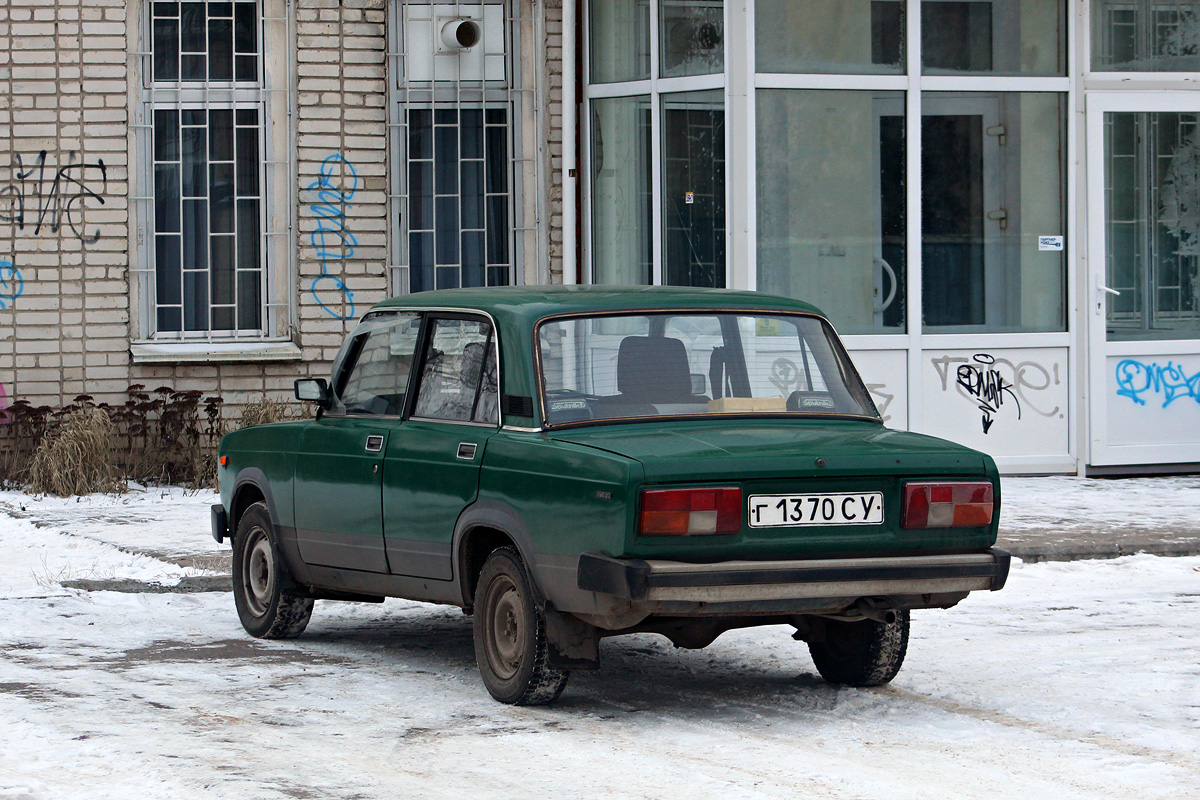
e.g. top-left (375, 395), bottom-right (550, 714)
top-left (0, 0), bottom-right (131, 410)
top-left (295, 0), bottom-right (390, 370)
top-left (0, 0), bottom-right (562, 424)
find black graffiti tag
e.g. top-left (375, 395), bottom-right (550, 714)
top-left (0, 151), bottom-right (108, 244)
top-left (956, 354), bottom-right (1021, 434)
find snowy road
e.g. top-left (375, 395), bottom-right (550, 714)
top-left (0, 490), bottom-right (1198, 799)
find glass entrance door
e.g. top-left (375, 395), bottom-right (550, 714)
top-left (1087, 94), bottom-right (1200, 466)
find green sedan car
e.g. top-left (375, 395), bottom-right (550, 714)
top-left (213, 286), bottom-right (1009, 705)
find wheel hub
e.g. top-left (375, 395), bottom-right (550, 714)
top-left (243, 530), bottom-right (275, 617)
top-left (485, 577), bottom-right (524, 680)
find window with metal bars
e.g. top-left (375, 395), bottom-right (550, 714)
top-left (389, 0), bottom-right (525, 294)
top-left (146, 1), bottom-right (267, 335)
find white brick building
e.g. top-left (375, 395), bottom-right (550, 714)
top-left (0, 0), bottom-right (563, 411)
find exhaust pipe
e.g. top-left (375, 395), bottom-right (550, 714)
top-left (850, 599), bottom-right (898, 624)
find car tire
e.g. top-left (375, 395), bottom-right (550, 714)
top-left (232, 501), bottom-right (314, 639)
top-left (808, 610), bottom-right (909, 687)
top-left (473, 547), bottom-right (569, 705)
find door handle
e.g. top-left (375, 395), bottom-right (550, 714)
top-left (1098, 285), bottom-right (1121, 296)
top-left (365, 435), bottom-right (384, 452)
top-left (457, 442), bottom-right (478, 460)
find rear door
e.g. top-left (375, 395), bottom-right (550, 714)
top-left (293, 312), bottom-right (422, 572)
top-left (383, 315), bottom-right (499, 580)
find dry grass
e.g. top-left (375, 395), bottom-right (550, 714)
top-left (27, 407), bottom-right (123, 497)
top-left (238, 395), bottom-right (294, 429)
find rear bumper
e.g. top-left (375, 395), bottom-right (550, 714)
top-left (578, 549), bottom-right (1010, 605)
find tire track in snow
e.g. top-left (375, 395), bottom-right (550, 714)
top-left (881, 685), bottom-right (1200, 772)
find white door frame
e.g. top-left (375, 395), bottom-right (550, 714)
top-left (1086, 91), bottom-right (1200, 466)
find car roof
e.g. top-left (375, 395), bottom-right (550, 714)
top-left (371, 285), bottom-right (827, 326)
top-left (369, 286), bottom-right (829, 424)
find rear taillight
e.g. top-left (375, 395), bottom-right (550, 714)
top-left (901, 481), bottom-right (994, 529)
top-left (639, 487), bottom-right (742, 536)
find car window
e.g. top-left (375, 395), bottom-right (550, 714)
top-left (339, 314), bottom-right (421, 415)
top-left (413, 318), bottom-right (498, 424)
top-left (538, 312), bottom-right (878, 425)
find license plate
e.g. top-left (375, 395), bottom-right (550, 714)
top-left (747, 492), bottom-right (884, 528)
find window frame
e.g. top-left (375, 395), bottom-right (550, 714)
top-left (132, 0), bottom-right (294, 351)
top-left (533, 309), bottom-right (883, 429)
top-left (409, 312), bottom-right (503, 427)
top-left (333, 311), bottom-right (424, 418)
top-left (386, 0), bottom-right (538, 294)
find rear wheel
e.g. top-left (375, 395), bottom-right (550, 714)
top-left (232, 502), bottom-right (314, 639)
top-left (808, 610), bottom-right (909, 687)
top-left (473, 547), bottom-right (568, 705)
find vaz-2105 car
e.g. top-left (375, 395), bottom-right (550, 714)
top-left (213, 287), bottom-right (1009, 705)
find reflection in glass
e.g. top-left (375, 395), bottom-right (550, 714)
top-left (591, 95), bottom-right (652, 284)
top-left (756, 90), bottom-right (906, 334)
top-left (663, 91), bottom-right (725, 287)
top-left (756, 0), bottom-right (904, 74)
top-left (588, 0), bottom-right (648, 82)
top-left (921, 0), bottom-right (1065, 76)
top-left (922, 93), bottom-right (1064, 331)
top-left (591, 0), bottom-right (652, 82)
top-left (661, 0), bottom-right (724, 77)
top-left (1092, 0), bottom-right (1200, 71)
top-left (1105, 112), bottom-right (1200, 340)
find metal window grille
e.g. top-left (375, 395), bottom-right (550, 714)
top-left (1094, 0), bottom-right (1200, 69)
top-left (387, 0), bottom-right (542, 293)
top-left (1105, 111), bottom-right (1200, 333)
top-left (134, 0), bottom-right (291, 339)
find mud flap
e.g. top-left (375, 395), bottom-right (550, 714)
top-left (544, 605), bottom-right (600, 670)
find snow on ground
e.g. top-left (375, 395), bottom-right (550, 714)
top-left (1001, 475), bottom-right (1200, 535)
top-left (0, 485), bottom-right (225, 564)
top-left (0, 481), bottom-right (1198, 799)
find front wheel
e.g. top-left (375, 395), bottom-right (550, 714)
top-left (808, 610), bottom-right (910, 687)
top-left (472, 547), bottom-right (568, 705)
top-left (232, 502), bottom-right (314, 639)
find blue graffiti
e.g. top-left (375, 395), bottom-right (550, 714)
top-left (0, 259), bottom-right (22, 309)
top-left (307, 154), bottom-right (359, 320)
top-left (1115, 359), bottom-right (1200, 407)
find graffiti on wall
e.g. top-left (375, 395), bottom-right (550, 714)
top-left (0, 259), bottom-right (21, 309)
top-left (0, 151), bottom-right (108, 244)
top-left (1115, 359), bottom-right (1200, 408)
top-left (932, 354), bottom-right (1062, 434)
top-left (0, 382), bottom-right (10, 425)
top-left (866, 383), bottom-right (894, 424)
top-left (307, 154), bottom-right (359, 320)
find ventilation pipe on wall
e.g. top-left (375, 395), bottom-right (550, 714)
top-left (438, 17), bottom-right (481, 51)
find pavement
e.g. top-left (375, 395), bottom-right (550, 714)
top-left (996, 475), bottom-right (1200, 563)
top-left (3, 475), bottom-right (1200, 596)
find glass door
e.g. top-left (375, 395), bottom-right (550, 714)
top-left (1087, 94), bottom-right (1200, 466)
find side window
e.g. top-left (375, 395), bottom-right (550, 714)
top-left (413, 318), bottom-right (498, 424)
top-left (339, 314), bottom-right (421, 415)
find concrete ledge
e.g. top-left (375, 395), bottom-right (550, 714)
top-left (61, 576), bottom-right (232, 593)
top-left (130, 341), bottom-right (303, 364)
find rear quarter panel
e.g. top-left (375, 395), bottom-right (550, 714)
top-left (478, 430), bottom-right (643, 559)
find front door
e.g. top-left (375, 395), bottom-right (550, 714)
top-left (1087, 95), bottom-right (1200, 466)
top-left (293, 312), bottom-right (422, 571)
top-left (383, 315), bottom-right (500, 579)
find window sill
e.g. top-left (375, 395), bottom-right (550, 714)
top-left (130, 341), bottom-right (303, 364)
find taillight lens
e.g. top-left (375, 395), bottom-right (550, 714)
top-left (639, 487), bottom-right (742, 536)
top-left (902, 481), bottom-right (994, 529)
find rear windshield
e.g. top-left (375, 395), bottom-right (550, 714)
top-left (537, 312), bottom-right (880, 426)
